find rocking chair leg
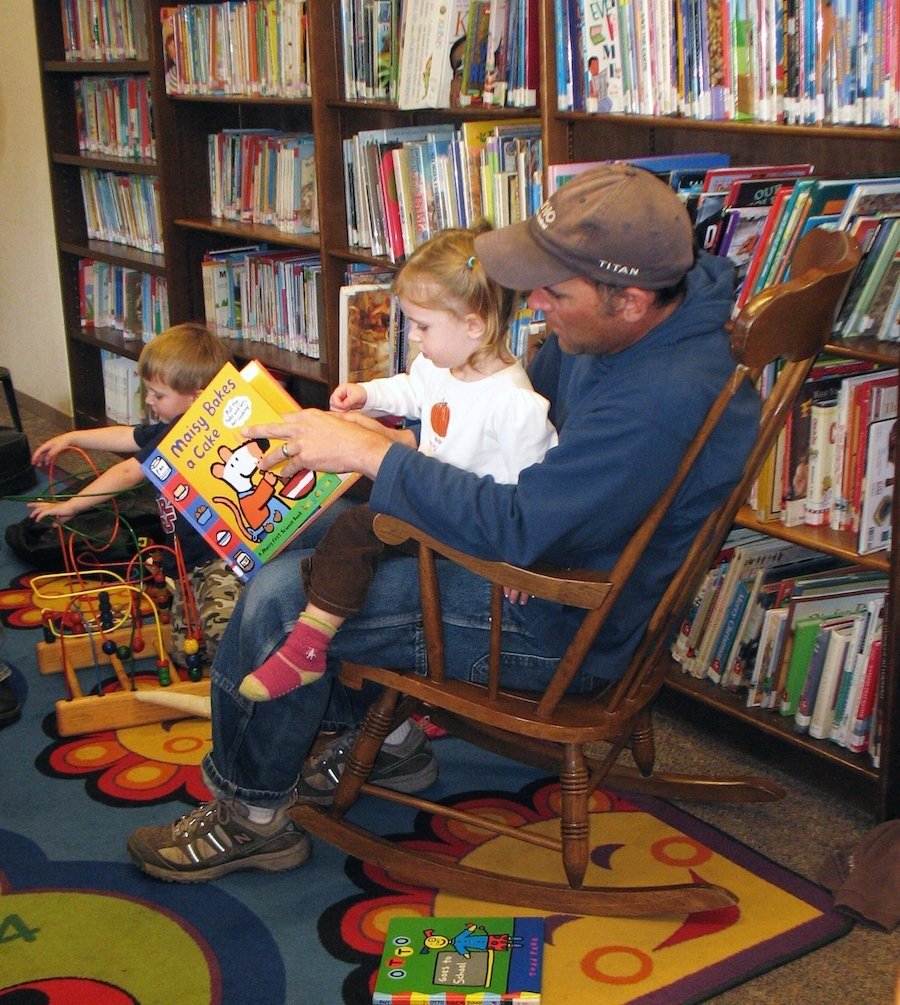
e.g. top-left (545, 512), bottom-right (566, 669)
top-left (332, 687), bottom-right (401, 817)
top-left (630, 709), bottom-right (656, 776)
top-left (560, 743), bottom-right (590, 889)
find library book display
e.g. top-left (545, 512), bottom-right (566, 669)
top-left (32, 0), bottom-right (899, 824)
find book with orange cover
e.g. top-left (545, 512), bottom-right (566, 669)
top-left (141, 360), bottom-right (359, 582)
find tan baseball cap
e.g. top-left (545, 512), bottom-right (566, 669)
top-left (474, 163), bottom-right (695, 291)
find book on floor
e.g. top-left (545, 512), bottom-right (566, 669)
top-left (372, 915), bottom-right (544, 1003)
top-left (141, 360), bottom-right (359, 582)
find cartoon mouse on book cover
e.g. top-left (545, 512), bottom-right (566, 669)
top-left (211, 438), bottom-right (315, 542)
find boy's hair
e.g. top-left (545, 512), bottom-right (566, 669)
top-left (138, 323), bottom-right (232, 394)
top-left (392, 224), bottom-right (517, 371)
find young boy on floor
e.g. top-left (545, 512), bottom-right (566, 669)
top-left (29, 323), bottom-right (239, 670)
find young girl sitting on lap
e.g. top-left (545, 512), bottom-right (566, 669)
top-left (238, 226), bottom-right (559, 702)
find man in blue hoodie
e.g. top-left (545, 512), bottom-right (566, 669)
top-left (127, 164), bottom-right (760, 882)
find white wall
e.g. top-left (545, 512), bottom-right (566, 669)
top-left (0, 3), bottom-right (72, 418)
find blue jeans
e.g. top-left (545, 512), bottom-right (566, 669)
top-left (202, 500), bottom-right (597, 808)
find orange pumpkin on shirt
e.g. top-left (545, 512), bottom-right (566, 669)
top-left (430, 400), bottom-right (450, 437)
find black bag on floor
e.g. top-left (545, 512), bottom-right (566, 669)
top-left (0, 427), bottom-right (37, 497)
top-left (4, 476), bottom-right (163, 571)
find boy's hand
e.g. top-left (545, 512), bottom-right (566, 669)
top-left (329, 383), bottom-right (368, 412)
top-left (31, 433), bottom-right (74, 470)
top-left (28, 498), bottom-right (83, 523)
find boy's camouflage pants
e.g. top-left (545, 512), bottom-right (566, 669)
top-left (169, 558), bottom-right (241, 669)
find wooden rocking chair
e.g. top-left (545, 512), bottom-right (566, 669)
top-left (290, 228), bottom-right (861, 917)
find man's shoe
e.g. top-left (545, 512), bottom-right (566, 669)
top-left (127, 799), bottom-right (311, 883)
top-left (295, 722), bottom-right (438, 806)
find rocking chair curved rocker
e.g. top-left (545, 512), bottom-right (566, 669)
top-left (290, 227), bottom-right (861, 917)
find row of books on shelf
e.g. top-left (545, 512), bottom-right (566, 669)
top-left (543, 151), bottom-right (897, 547)
top-left (346, 0), bottom-right (539, 109)
top-left (100, 350), bottom-right (146, 424)
top-left (79, 167), bottom-right (163, 254)
top-left (74, 74), bottom-right (155, 160)
top-left (200, 245), bottom-right (323, 357)
top-left (207, 129), bottom-right (318, 235)
top-left (548, 154), bottom-right (898, 342)
top-left (718, 174), bottom-right (898, 333)
top-left (754, 359), bottom-right (897, 551)
top-left (672, 530), bottom-right (888, 766)
top-left (344, 118), bottom-right (543, 262)
top-left (79, 259), bottom-right (170, 341)
top-left (160, 1), bottom-right (311, 97)
top-left (555, 0), bottom-right (899, 126)
top-left (61, 0), bottom-right (149, 61)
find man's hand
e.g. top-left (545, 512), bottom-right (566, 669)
top-left (242, 408), bottom-right (394, 480)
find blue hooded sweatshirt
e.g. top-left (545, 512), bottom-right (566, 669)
top-left (370, 251), bottom-right (761, 681)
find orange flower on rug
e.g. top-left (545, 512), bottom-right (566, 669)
top-left (36, 674), bottom-right (211, 806)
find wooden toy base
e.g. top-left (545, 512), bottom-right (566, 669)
top-left (38, 623), bottom-right (211, 737)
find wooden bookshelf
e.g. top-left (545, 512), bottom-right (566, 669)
top-left (534, 5), bottom-right (899, 821)
top-left (32, 0), bottom-right (898, 819)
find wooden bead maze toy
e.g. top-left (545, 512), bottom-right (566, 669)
top-left (30, 449), bottom-right (211, 736)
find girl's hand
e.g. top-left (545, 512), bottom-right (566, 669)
top-left (330, 383), bottom-right (368, 412)
top-left (503, 587), bottom-right (531, 606)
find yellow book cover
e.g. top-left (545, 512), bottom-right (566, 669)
top-left (141, 360), bottom-right (358, 581)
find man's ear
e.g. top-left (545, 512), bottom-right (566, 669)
top-left (618, 286), bottom-right (656, 322)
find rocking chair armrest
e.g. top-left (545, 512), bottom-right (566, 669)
top-left (373, 513), bottom-right (613, 609)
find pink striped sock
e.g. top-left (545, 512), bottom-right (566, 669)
top-left (239, 617), bottom-right (334, 701)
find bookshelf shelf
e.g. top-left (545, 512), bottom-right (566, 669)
top-left (32, 0), bottom-right (898, 819)
top-left (216, 340), bottom-right (329, 386)
top-left (665, 670), bottom-right (881, 784)
top-left (735, 507), bottom-right (892, 574)
top-left (43, 60), bottom-right (152, 74)
top-left (169, 93), bottom-right (313, 108)
top-left (71, 325), bottom-right (145, 359)
top-left (174, 218), bottom-right (321, 251)
top-left (326, 98), bottom-right (541, 118)
top-left (52, 152), bottom-right (157, 173)
top-left (825, 338), bottom-right (900, 367)
top-left (57, 239), bottom-right (166, 273)
top-left (555, 110), bottom-right (900, 143)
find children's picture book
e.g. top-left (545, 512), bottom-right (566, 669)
top-left (857, 417), bottom-right (896, 555)
top-left (372, 916), bottom-right (544, 1003)
top-left (339, 282), bottom-right (398, 384)
top-left (141, 360), bottom-right (359, 583)
top-left (578, 0), bottom-right (625, 113)
top-left (544, 151), bottom-right (730, 196)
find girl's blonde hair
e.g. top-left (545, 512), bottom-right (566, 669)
top-left (138, 323), bottom-right (233, 394)
top-left (392, 224), bottom-right (517, 371)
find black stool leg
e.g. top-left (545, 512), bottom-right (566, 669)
top-left (0, 368), bottom-right (23, 433)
